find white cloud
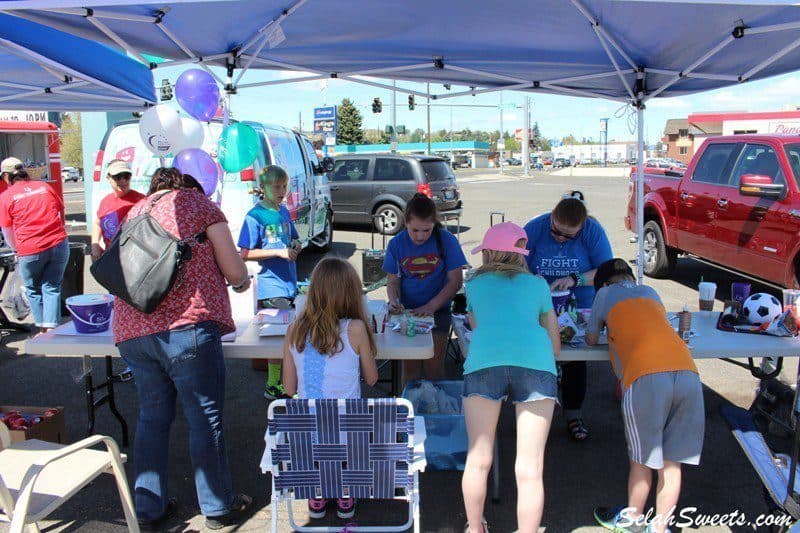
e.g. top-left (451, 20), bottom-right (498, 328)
top-left (647, 97), bottom-right (690, 109)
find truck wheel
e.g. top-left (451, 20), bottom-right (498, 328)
top-left (374, 204), bottom-right (403, 235)
top-left (310, 210), bottom-right (333, 252)
top-left (642, 220), bottom-right (676, 278)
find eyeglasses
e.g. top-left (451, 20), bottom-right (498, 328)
top-left (550, 222), bottom-right (579, 240)
top-left (110, 173), bottom-right (131, 181)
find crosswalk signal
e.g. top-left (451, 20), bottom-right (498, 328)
top-left (372, 97), bottom-right (382, 113)
top-left (408, 95), bottom-right (415, 110)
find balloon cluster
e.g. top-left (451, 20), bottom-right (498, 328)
top-left (138, 68), bottom-right (260, 194)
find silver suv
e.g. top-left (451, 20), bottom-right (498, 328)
top-left (329, 154), bottom-right (462, 234)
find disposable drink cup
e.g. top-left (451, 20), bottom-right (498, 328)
top-left (782, 289), bottom-right (800, 325)
top-left (551, 290), bottom-right (571, 315)
top-left (698, 281), bottom-right (716, 311)
top-left (731, 282), bottom-right (751, 305)
top-left (366, 299), bottom-right (388, 333)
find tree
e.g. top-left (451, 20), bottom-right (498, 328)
top-left (336, 98), bottom-right (364, 145)
top-left (363, 128), bottom-right (389, 144)
top-left (59, 113), bottom-right (83, 170)
top-left (410, 128), bottom-right (425, 143)
top-left (561, 134), bottom-right (578, 146)
top-left (530, 122), bottom-right (543, 151)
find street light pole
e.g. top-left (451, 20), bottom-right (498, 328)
top-left (523, 97), bottom-right (531, 177)
top-left (600, 117), bottom-right (609, 167)
top-left (426, 82), bottom-right (431, 155)
top-left (499, 93), bottom-right (504, 175)
top-left (391, 80), bottom-right (397, 153)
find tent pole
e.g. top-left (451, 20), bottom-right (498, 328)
top-left (636, 105), bottom-right (645, 284)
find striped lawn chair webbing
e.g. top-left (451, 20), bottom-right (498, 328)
top-left (269, 399), bottom-right (414, 500)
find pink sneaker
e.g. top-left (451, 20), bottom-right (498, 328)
top-left (336, 498), bottom-right (355, 519)
top-left (308, 498), bottom-right (327, 519)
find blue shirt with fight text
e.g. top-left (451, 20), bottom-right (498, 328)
top-left (523, 213), bottom-right (613, 308)
top-left (238, 203), bottom-right (299, 300)
top-left (382, 228), bottom-right (468, 310)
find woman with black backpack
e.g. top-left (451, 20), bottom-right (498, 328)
top-left (382, 193), bottom-right (468, 384)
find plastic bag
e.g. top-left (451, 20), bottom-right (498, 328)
top-left (4, 269), bottom-right (29, 320)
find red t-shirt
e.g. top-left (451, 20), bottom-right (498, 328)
top-left (112, 189), bottom-right (235, 344)
top-left (97, 189), bottom-right (145, 247)
top-left (0, 180), bottom-right (66, 256)
top-left (0, 180), bottom-right (9, 197)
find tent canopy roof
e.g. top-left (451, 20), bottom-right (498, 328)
top-left (5, 1), bottom-right (800, 104)
top-left (0, 11), bottom-right (155, 110)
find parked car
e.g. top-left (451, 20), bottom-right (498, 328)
top-left (329, 154), bottom-right (462, 235)
top-left (94, 119), bottom-right (334, 251)
top-left (504, 157), bottom-right (521, 166)
top-left (61, 166), bottom-right (81, 182)
top-left (553, 158), bottom-right (570, 168)
top-left (626, 134), bottom-right (800, 287)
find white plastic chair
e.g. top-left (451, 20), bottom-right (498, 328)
top-left (0, 420), bottom-right (139, 533)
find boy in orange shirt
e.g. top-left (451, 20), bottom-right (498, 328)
top-left (586, 258), bottom-right (704, 533)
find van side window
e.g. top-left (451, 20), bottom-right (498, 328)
top-left (332, 159), bottom-right (369, 182)
top-left (266, 128), bottom-right (306, 188)
top-left (303, 138), bottom-right (320, 168)
top-left (730, 144), bottom-right (784, 188)
top-left (375, 159), bottom-right (413, 181)
top-left (691, 143), bottom-right (741, 185)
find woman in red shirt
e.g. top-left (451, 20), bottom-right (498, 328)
top-left (112, 167), bottom-right (253, 530)
top-left (0, 157), bottom-right (67, 331)
top-left (90, 159), bottom-right (145, 262)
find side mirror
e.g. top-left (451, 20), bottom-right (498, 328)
top-left (739, 174), bottom-right (785, 198)
top-left (314, 156), bottom-right (335, 175)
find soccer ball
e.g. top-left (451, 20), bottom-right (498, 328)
top-left (742, 293), bottom-right (782, 325)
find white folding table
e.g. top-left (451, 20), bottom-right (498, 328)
top-left (24, 321), bottom-right (433, 445)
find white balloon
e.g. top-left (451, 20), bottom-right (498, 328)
top-left (171, 116), bottom-right (205, 154)
top-left (138, 105), bottom-right (181, 156)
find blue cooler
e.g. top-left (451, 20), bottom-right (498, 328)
top-left (402, 380), bottom-right (467, 471)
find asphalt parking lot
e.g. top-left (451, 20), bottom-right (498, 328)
top-left (0, 170), bottom-right (793, 532)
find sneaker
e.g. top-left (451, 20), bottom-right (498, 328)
top-left (204, 493), bottom-right (253, 530)
top-left (137, 497), bottom-right (178, 532)
top-left (264, 383), bottom-right (287, 400)
top-left (463, 517), bottom-right (489, 533)
top-left (308, 498), bottom-right (327, 519)
top-left (336, 498), bottom-right (355, 519)
top-left (594, 506), bottom-right (646, 533)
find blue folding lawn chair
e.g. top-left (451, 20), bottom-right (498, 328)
top-left (265, 398), bottom-right (422, 532)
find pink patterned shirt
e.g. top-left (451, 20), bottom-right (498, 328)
top-left (112, 189), bottom-right (235, 344)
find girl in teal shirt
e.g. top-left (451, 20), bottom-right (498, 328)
top-left (462, 222), bottom-right (560, 533)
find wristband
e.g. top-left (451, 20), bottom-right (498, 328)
top-left (570, 273), bottom-right (580, 287)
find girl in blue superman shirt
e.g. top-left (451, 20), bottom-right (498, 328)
top-left (383, 193), bottom-right (468, 383)
top-left (523, 191), bottom-right (613, 441)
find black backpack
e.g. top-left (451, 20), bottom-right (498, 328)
top-left (90, 191), bottom-right (206, 314)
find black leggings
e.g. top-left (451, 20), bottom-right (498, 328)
top-left (560, 361), bottom-right (586, 411)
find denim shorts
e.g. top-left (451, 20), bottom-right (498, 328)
top-left (463, 366), bottom-right (559, 404)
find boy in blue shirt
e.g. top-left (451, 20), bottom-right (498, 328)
top-left (238, 165), bottom-right (301, 399)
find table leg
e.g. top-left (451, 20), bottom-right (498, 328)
top-left (391, 360), bottom-right (402, 397)
top-left (105, 356), bottom-right (129, 447)
top-left (83, 355), bottom-right (96, 438)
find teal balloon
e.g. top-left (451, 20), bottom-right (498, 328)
top-left (217, 123), bottom-right (259, 173)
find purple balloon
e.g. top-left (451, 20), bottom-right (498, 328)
top-left (173, 148), bottom-right (220, 196)
top-left (175, 69), bottom-right (220, 122)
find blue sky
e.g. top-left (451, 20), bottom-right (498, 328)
top-left (154, 63), bottom-right (800, 146)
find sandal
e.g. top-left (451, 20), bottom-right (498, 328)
top-left (567, 418), bottom-right (589, 441)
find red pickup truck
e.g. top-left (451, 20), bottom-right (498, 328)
top-left (626, 135), bottom-right (800, 288)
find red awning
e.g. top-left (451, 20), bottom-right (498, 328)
top-left (0, 121), bottom-right (57, 132)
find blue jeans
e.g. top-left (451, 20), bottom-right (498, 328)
top-left (118, 321), bottom-right (234, 520)
top-left (17, 238), bottom-right (68, 328)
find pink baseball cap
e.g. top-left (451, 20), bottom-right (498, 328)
top-left (471, 222), bottom-right (529, 256)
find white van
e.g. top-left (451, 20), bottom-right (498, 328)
top-left (91, 119), bottom-right (334, 251)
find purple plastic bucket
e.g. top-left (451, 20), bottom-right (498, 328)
top-left (65, 294), bottom-right (113, 333)
top-left (551, 290), bottom-right (571, 315)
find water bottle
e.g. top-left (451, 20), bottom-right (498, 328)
top-left (407, 317), bottom-right (416, 337)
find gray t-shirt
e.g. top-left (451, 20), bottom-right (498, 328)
top-left (587, 281), bottom-right (663, 336)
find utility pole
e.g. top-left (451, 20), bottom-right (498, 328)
top-left (449, 106), bottom-right (454, 166)
top-left (523, 97), bottom-right (531, 177)
top-left (600, 117), bottom-right (609, 167)
top-left (298, 111), bottom-right (302, 134)
top-left (391, 80), bottom-right (397, 153)
top-left (426, 82), bottom-right (431, 155)
top-left (499, 92), bottom-right (504, 175)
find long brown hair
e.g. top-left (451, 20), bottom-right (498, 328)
top-left (473, 239), bottom-right (530, 278)
top-left (288, 257), bottom-right (377, 356)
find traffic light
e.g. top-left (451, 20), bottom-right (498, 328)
top-left (408, 95), bottom-right (415, 110)
top-left (372, 97), bottom-right (382, 113)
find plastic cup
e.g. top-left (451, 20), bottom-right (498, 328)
top-left (366, 299), bottom-right (388, 333)
top-left (551, 290), bottom-right (571, 315)
top-left (782, 289), bottom-right (800, 325)
top-left (731, 282), bottom-right (751, 305)
top-left (698, 281), bottom-right (716, 311)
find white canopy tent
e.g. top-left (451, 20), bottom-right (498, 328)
top-left (6, 0), bottom-right (800, 280)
